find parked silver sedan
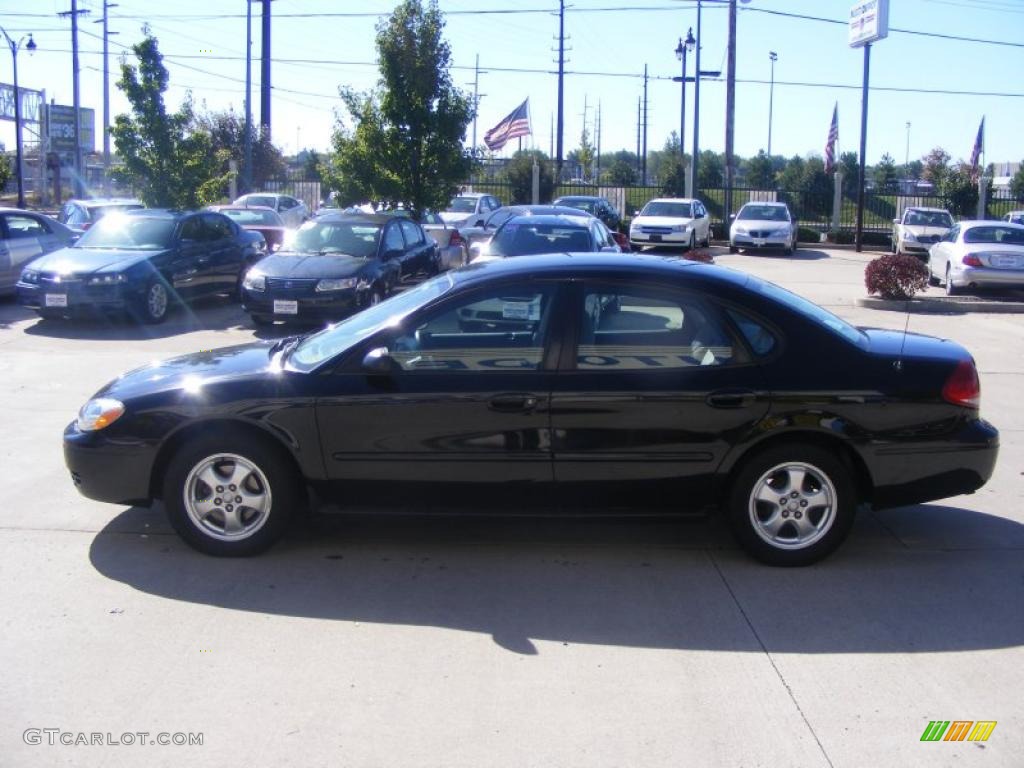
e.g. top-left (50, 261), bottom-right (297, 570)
top-left (927, 220), bottom-right (1024, 295)
top-left (0, 208), bottom-right (77, 295)
top-left (233, 193), bottom-right (309, 229)
top-left (420, 212), bottom-right (468, 270)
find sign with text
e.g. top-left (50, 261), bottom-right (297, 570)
top-left (849, 0), bottom-right (889, 47)
top-left (0, 84), bottom-right (43, 123)
top-left (47, 104), bottom-right (95, 158)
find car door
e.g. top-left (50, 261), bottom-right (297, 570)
top-left (315, 278), bottom-right (565, 494)
top-left (694, 201), bottom-right (710, 242)
top-left (380, 220), bottom-right (410, 278)
top-left (549, 280), bottom-right (770, 509)
top-left (170, 216), bottom-right (210, 300)
top-left (0, 213), bottom-right (53, 290)
top-left (399, 218), bottom-right (435, 274)
top-left (201, 213), bottom-right (244, 294)
top-left (929, 224), bottom-right (958, 277)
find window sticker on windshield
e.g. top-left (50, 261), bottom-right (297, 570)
top-left (502, 301), bottom-right (540, 321)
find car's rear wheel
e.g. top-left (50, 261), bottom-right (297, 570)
top-left (163, 431), bottom-right (298, 556)
top-left (728, 244), bottom-right (738, 254)
top-left (726, 444), bottom-right (856, 566)
top-left (945, 264), bottom-right (961, 296)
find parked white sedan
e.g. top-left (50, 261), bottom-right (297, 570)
top-left (629, 198), bottom-right (711, 251)
top-left (893, 207), bottom-right (954, 259)
top-left (928, 220), bottom-right (1024, 295)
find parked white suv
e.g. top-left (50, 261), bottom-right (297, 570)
top-left (629, 198), bottom-right (711, 250)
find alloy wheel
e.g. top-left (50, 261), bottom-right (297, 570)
top-left (183, 453), bottom-right (273, 541)
top-left (747, 461), bottom-right (837, 551)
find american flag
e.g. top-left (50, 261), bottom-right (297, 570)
top-left (969, 117), bottom-right (985, 181)
top-left (824, 103), bottom-right (839, 174)
top-left (484, 99), bottom-right (531, 151)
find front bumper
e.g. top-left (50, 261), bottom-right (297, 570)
top-left (950, 265), bottom-right (1024, 289)
top-left (242, 287), bottom-right (362, 322)
top-left (17, 280), bottom-right (135, 315)
top-left (629, 229), bottom-right (691, 247)
top-left (899, 239), bottom-right (937, 256)
top-left (64, 421), bottom-right (156, 505)
top-left (867, 417), bottom-right (999, 509)
top-left (732, 233), bottom-right (790, 249)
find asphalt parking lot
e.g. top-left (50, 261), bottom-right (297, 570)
top-left (1, 247), bottom-right (1021, 767)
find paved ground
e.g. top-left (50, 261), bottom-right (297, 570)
top-left (1, 247), bottom-right (1021, 767)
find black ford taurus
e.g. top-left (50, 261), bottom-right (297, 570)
top-left (64, 254), bottom-right (998, 565)
top-left (240, 213), bottom-right (439, 325)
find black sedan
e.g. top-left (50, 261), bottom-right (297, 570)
top-left (240, 213), bottom-right (439, 325)
top-left (552, 195), bottom-right (623, 230)
top-left (475, 214), bottom-right (620, 261)
top-left (63, 254), bottom-right (998, 564)
top-left (17, 210), bottom-right (265, 323)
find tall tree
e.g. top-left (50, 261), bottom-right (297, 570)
top-left (838, 151), bottom-right (859, 197)
top-left (743, 150), bottom-right (774, 188)
top-left (501, 149), bottom-right (554, 203)
top-left (110, 35), bottom-right (230, 207)
top-left (322, 0), bottom-right (475, 217)
top-left (1010, 161), bottom-right (1024, 200)
top-left (576, 127), bottom-right (595, 182)
top-left (873, 153), bottom-right (898, 190)
top-left (922, 147), bottom-right (952, 187)
top-left (601, 158), bottom-right (637, 186)
top-left (696, 150), bottom-right (724, 189)
top-left (0, 153), bottom-right (10, 192)
top-left (196, 108), bottom-right (286, 191)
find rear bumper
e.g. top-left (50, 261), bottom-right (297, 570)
top-left (950, 265), bottom-right (1024, 289)
top-left (64, 421), bottom-right (156, 505)
top-left (867, 417), bottom-right (999, 509)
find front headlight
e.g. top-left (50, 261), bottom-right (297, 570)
top-left (21, 269), bottom-right (39, 284)
top-left (671, 224), bottom-right (691, 233)
top-left (733, 226), bottom-right (748, 235)
top-left (76, 398), bottom-right (125, 432)
top-left (242, 272), bottom-right (265, 291)
top-left (903, 230), bottom-right (917, 241)
top-left (87, 273), bottom-right (127, 285)
top-left (316, 277), bottom-right (358, 292)
top-left (770, 228), bottom-right (790, 237)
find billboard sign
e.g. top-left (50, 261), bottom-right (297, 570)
top-left (849, 0), bottom-right (889, 47)
top-left (0, 84), bottom-right (43, 123)
top-left (47, 104), bottom-right (95, 157)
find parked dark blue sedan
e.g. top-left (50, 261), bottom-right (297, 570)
top-left (17, 209), bottom-right (265, 323)
top-left (240, 213), bottom-right (438, 325)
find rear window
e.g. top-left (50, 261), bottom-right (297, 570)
top-left (89, 204), bottom-right (143, 222)
top-left (491, 221), bottom-right (593, 256)
top-left (748, 276), bottom-right (867, 349)
top-left (963, 226), bottom-right (1024, 245)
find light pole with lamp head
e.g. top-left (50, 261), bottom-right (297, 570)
top-left (767, 51), bottom-right (777, 156)
top-left (1, 28), bottom-right (36, 208)
top-left (673, 28), bottom-right (696, 174)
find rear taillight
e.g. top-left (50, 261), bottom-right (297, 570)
top-left (81, 221), bottom-right (92, 230)
top-left (962, 253), bottom-right (983, 267)
top-left (942, 359), bottom-right (981, 408)
top-left (449, 229), bottom-right (465, 247)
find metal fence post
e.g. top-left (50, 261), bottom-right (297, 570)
top-left (531, 160), bottom-right (540, 205)
top-left (977, 175), bottom-right (988, 220)
top-left (684, 161), bottom-right (692, 198)
top-left (832, 171), bottom-right (843, 236)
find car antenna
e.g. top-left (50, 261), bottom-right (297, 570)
top-left (895, 307), bottom-right (911, 371)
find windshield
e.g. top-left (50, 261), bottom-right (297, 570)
top-left (290, 274), bottom-right (454, 371)
top-left (748, 275), bottom-right (868, 349)
top-left (963, 226), bottom-right (1024, 245)
top-left (905, 210), bottom-right (953, 228)
top-left (738, 205), bottom-right (789, 222)
top-left (220, 208), bottom-right (282, 226)
top-left (641, 201), bottom-right (692, 218)
top-left (556, 198), bottom-right (598, 213)
top-left (89, 204), bottom-right (143, 221)
top-left (74, 215), bottom-right (176, 250)
top-left (447, 197), bottom-right (478, 213)
top-left (491, 220), bottom-right (593, 256)
top-left (286, 220), bottom-right (382, 256)
top-left (242, 195), bottom-right (277, 209)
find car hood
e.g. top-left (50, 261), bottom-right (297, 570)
top-left (95, 341), bottom-right (285, 401)
top-left (633, 215), bottom-right (695, 227)
top-left (254, 251), bottom-right (368, 278)
top-left (861, 328), bottom-right (969, 363)
top-left (28, 246), bottom-right (164, 274)
top-left (732, 219), bottom-right (791, 230)
top-left (902, 225), bottom-right (950, 237)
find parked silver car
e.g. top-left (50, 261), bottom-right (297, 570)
top-left (729, 201), bottom-right (796, 255)
top-left (420, 212), bottom-right (469, 270)
top-left (927, 220), bottom-right (1024, 295)
top-left (233, 193), bottom-right (309, 229)
top-left (0, 208), bottom-right (77, 295)
top-left (892, 206), bottom-right (954, 259)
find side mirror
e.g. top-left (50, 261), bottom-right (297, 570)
top-left (633, 210), bottom-right (641, 217)
top-left (729, 213), bottom-right (736, 220)
top-left (892, 218), bottom-right (899, 224)
top-left (362, 347), bottom-right (399, 376)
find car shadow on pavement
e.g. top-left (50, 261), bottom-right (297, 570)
top-left (89, 502), bottom-right (1024, 655)
top-left (736, 248), bottom-right (831, 261)
top-left (20, 296), bottom-right (255, 341)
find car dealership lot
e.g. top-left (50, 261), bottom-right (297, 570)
top-left (1, 248), bottom-right (1022, 767)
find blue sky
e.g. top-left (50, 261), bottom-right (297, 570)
top-left (1, 0), bottom-right (1021, 168)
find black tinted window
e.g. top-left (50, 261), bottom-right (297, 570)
top-left (727, 309), bottom-right (777, 356)
top-left (491, 221), bottom-right (593, 256)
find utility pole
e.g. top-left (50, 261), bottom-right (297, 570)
top-left (244, 0), bottom-right (253, 194)
top-left (59, 1), bottom-right (89, 197)
top-left (580, 93), bottom-right (589, 181)
top-left (554, 0), bottom-right (566, 180)
top-left (596, 101), bottom-right (601, 182)
top-left (472, 54), bottom-right (480, 149)
top-left (691, 0), bottom-right (703, 196)
top-left (636, 96), bottom-right (641, 176)
top-left (854, 44), bottom-right (871, 252)
top-left (260, 0), bottom-right (271, 138)
top-left (904, 121), bottom-right (910, 170)
top-left (95, 1), bottom-right (117, 195)
top-left (767, 51), bottom-right (777, 156)
top-left (549, 112), bottom-right (553, 158)
top-left (642, 64), bottom-right (648, 185)
top-left (724, 0), bottom-right (737, 222)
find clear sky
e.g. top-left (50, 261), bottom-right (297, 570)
top-left (1, 0), bottom-right (1021, 169)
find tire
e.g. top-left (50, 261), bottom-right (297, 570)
top-left (134, 278), bottom-right (170, 324)
top-left (791, 236), bottom-right (798, 253)
top-left (927, 263), bottom-right (940, 287)
top-left (687, 232), bottom-right (696, 252)
top-left (251, 314), bottom-right (272, 326)
top-left (728, 245), bottom-right (738, 254)
top-left (368, 287), bottom-right (383, 307)
top-left (945, 264), bottom-right (960, 296)
top-left (163, 429), bottom-right (299, 556)
top-left (726, 443), bottom-right (857, 566)
top-left (702, 228), bottom-right (710, 248)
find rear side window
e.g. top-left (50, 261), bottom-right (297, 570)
top-left (727, 309), bottom-right (777, 356)
top-left (399, 219), bottom-right (424, 245)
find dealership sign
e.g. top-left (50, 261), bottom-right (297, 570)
top-left (47, 104), bottom-right (95, 156)
top-left (849, 0), bottom-right (889, 47)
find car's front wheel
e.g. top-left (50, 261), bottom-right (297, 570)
top-left (134, 279), bottom-right (169, 324)
top-left (163, 431), bottom-right (298, 556)
top-left (726, 444), bottom-right (856, 566)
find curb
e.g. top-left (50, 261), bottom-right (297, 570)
top-left (854, 296), bottom-right (1024, 314)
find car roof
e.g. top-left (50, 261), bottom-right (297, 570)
top-left (740, 201), bottom-right (787, 207)
top-left (501, 205), bottom-right (596, 217)
top-left (503, 214), bottom-right (591, 228)
top-left (646, 197), bottom-right (698, 204)
top-left (554, 195), bottom-right (605, 202)
top-left (960, 219), bottom-right (1024, 230)
top-left (66, 198), bottom-right (142, 207)
top-left (452, 192), bottom-right (488, 199)
top-left (313, 212), bottom-right (394, 226)
top-left (905, 207), bottom-right (951, 213)
top-left (210, 204), bottom-right (277, 213)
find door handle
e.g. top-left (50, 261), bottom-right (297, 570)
top-left (489, 394), bottom-right (538, 413)
top-left (705, 389), bottom-right (757, 409)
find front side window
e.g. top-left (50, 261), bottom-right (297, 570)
top-left (388, 282), bottom-right (557, 372)
top-left (4, 214), bottom-right (48, 238)
top-left (577, 286), bottom-right (737, 370)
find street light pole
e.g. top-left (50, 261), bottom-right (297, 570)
top-left (691, 0), bottom-right (702, 196)
top-left (767, 51), bottom-right (777, 156)
top-left (674, 28), bottom-right (695, 175)
top-left (1, 28), bottom-right (36, 209)
top-left (904, 121), bottom-right (910, 169)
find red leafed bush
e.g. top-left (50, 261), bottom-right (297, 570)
top-left (865, 254), bottom-right (929, 299)
top-left (682, 248), bottom-right (714, 264)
